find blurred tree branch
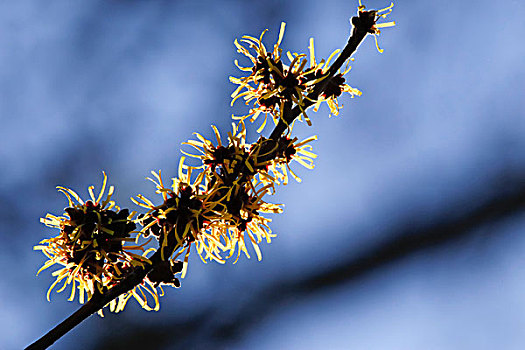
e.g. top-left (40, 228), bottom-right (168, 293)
top-left (94, 174), bottom-right (525, 349)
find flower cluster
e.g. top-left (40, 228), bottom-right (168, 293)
top-left (35, 173), bottom-right (163, 314)
top-left (134, 121), bottom-right (316, 274)
top-left (35, 1), bottom-right (394, 315)
top-left (230, 22), bottom-right (362, 131)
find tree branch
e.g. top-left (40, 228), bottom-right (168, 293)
top-left (27, 9), bottom-right (375, 349)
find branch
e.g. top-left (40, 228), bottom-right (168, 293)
top-left (27, 8), bottom-right (379, 349)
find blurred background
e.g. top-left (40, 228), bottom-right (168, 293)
top-left (2, 0), bottom-right (525, 349)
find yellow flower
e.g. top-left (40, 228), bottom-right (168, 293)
top-left (133, 167), bottom-right (205, 278)
top-left (298, 37), bottom-right (362, 117)
top-left (35, 172), bottom-right (156, 314)
top-left (230, 23), bottom-right (324, 129)
top-left (229, 22), bottom-right (288, 129)
top-left (179, 121), bottom-right (321, 263)
top-left (265, 135), bottom-right (318, 184)
top-left (193, 175), bottom-right (282, 264)
top-left (230, 22), bottom-right (364, 129)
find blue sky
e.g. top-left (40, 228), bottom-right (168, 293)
top-left (1, 0), bottom-right (525, 349)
